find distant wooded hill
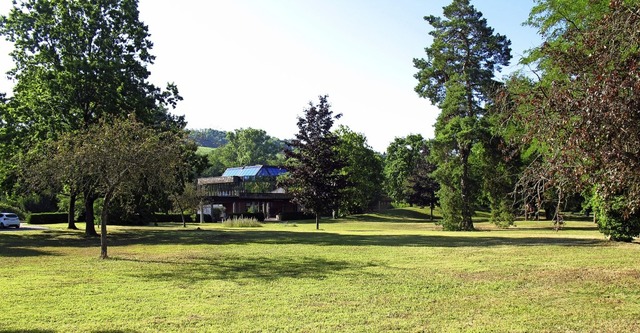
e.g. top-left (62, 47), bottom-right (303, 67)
top-left (188, 129), bottom-right (228, 148)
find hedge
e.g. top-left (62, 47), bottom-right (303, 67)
top-left (27, 213), bottom-right (68, 224)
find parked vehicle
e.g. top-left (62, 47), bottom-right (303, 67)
top-left (0, 213), bottom-right (20, 228)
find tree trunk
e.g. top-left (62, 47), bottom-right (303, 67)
top-left (316, 213), bottom-right (320, 230)
top-left (67, 191), bottom-right (78, 230)
top-left (430, 204), bottom-right (434, 221)
top-left (459, 144), bottom-right (474, 231)
top-left (84, 191), bottom-right (98, 237)
top-left (100, 193), bottom-right (112, 259)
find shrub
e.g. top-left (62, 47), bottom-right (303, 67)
top-left (27, 212), bottom-right (68, 224)
top-left (594, 194), bottom-right (640, 242)
top-left (228, 212), bottom-right (265, 222)
top-left (19, 193), bottom-right (59, 213)
top-left (490, 201), bottom-right (515, 229)
top-left (222, 217), bottom-right (262, 228)
top-left (198, 214), bottom-right (213, 222)
top-left (211, 208), bottom-right (223, 221)
top-left (0, 203), bottom-right (26, 220)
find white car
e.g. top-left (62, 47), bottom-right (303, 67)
top-left (0, 213), bottom-right (20, 228)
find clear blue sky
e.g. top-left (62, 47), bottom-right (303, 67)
top-left (0, 0), bottom-right (541, 152)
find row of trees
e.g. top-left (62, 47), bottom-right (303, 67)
top-left (2, 0), bottom-right (639, 248)
top-left (409, 0), bottom-right (640, 241)
top-left (206, 0), bottom-right (640, 242)
top-left (0, 0), bottom-right (206, 258)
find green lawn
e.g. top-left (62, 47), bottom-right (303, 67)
top-left (1, 208), bottom-right (639, 332)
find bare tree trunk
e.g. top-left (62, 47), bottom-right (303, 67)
top-left (460, 144), bottom-right (474, 231)
top-left (84, 191), bottom-right (98, 237)
top-left (100, 193), bottom-right (112, 259)
top-left (67, 191), bottom-right (78, 230)
top-left (430, 204), bottom-right (434, 221)
top-left (316, 213), bottom-right (320, 230)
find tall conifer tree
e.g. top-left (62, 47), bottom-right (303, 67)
top-left (413, 0), bottom-right (511, 230)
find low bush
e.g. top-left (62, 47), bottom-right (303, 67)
top-left (222, 217), bottom-right (262, 228)
top-left (27, 212), bottom-right (68, 224)
top-left (594, 195), bottom-right (640, 242)
top-left (198, 214), bottom-right (213, 222)
top-left (228, 212), bottom-right (264, 222)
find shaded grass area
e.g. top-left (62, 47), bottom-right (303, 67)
top-left (1, 208), bottom-right (639, 332)
top-left (345, 206), bottom-right (439, 223)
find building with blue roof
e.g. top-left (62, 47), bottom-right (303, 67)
top-left (222, 165), bottom-right (288, 178)
top-left (198, 165), bottom-right (297, 220)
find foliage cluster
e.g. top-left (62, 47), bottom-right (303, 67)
top-left (497, 0), bottom-right (640, 240)
top-left (189, 128), bottom-right (228, 148)
top-left (26, 212), bottom-right (68, 224)
top-left (200, 128), bottom-right (286, 177)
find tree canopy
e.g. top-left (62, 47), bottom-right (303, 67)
top-left (334, 125), bottom-right (384, 215)
top-left (383, 134), bottom-right (428, 205)
top-left (0, 0), bottom-right (185, 235)
top-left (27, 116), bottom-right (189, 258)
top-left (504, 0), bottom-right (640, 240)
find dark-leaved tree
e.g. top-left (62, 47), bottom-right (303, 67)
top-left (404, 140), bottom-right (439, 220)
top-left (283, 95), bottom-right (346, 230)
top-left (511, 0), bottom-right (640, 241)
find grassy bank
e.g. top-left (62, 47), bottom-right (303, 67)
top-left (0, 208), bottom-right (638, 332)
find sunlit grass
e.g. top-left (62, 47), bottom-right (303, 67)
top-left (0, 208), bottom-right (639, 332)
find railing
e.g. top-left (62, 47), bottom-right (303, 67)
top-left (199, 178), bottom-right (285, 198)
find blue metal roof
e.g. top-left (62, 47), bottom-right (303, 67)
top-left (222, 165), bottom-right (287, 178)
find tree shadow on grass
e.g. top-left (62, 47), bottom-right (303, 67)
top-left (0, 230), bottom-right (97, 257)
top-left (344, 210), bottom-right (439, 223)
top-left (0, 329), bottom-right (55, 333)
top-left (117, 254), bottom-right (379, 283)
top-left (108, 228), bottom-right (604, 248)
top-left (0, 226), bottom-right (608, 259)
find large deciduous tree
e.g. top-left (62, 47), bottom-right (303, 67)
top-left (0, 0), bottom-right (183, 235)
top-left (219, 128), bottom-right (285, 167)
top-left (413, 0), bottom-right (511, 230)
top-left (383, 134), bottom-right (428, 205)
top-left (334, 125), bottom-right (384, 215)
top-left (508, 1), bottom-right (640, 241)
top-left (27, 116), bottom-right (187, 258)
top-left (283, 95), bottom-right (346, 229)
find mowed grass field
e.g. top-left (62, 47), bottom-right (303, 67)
top-left (1, 208), bottom-right (639, 332)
